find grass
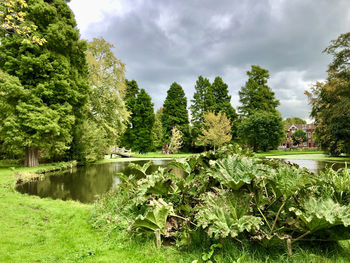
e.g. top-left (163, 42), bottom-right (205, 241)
top-left (255, 149), bottom-right (325, 156)
top-left (0, 162), bottom-right (198, 263)
top-left (2, 160), bottom-right (350, 262)
top-left (132, 152), bottom-right (194, 158)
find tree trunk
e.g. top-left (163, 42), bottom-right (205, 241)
top-left (24, 147), bottom-right (39, 167)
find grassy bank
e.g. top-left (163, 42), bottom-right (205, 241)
top-left (0, 162), bottom-right (197, 263)
top-left (255, 149), bottom-right (325, 156)
top-left (2, 160), bottom-right (350, 262)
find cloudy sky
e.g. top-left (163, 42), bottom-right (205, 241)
top-left (68, 0), bottom-right (350, 121)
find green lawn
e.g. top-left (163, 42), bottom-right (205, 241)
top-left (255, 149), bottom-right (325, 156)
top-left (2, 161), bottom-right (350, 262)
top-left (0, 163), bottom-right (197, 263)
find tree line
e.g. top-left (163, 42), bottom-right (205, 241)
top-left (121, 65), bottom-right (284, 154)
top-left (0, 1), bottom-right (347, 166)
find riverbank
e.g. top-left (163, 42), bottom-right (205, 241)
top-left (2, 160), bottom-right (350, 262)
top-left (0, 163), bottom-right (196, 262)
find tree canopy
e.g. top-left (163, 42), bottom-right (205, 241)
top-left (239, 65), bottom-right (279, 117)
top-left (291, 129), bottom-right (307, 147)
top-left (0, 0), bottom-right (89, 166)
top-left (307, 32), bottom-right (350, 156)
top-left (238, 111), bottom-right (284, 152)
top-left (284, 117), bottom-right (306, 126)
top-left (86, 37), bottom-right (129, 146)
top-left (131, 89), bottom-right (155, 152)
top-left (211, 76), bottom-right (238, 138)
top-left (190, 76), bottom-right (215, 140)
top-left (198, 111), bottom-right (232, 151)
top-left (161, 82), bottom-right (190, 147)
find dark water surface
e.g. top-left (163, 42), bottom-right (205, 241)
top-left (16, 158), bottom-right (348, 203)
top-left (16, 160), bottom-right (174, 203)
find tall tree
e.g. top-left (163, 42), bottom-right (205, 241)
top-left (307, 33), bottom-right (350, 156)
top-left (238, 111), bottom-right (284, 152)
top-left (121, 79), bottom-right (139, 149)
top-left (152, 108), bottom-right (164, 150)
top-left (239, 65), bottom-right (279, 117)
top-left (132, 89), bottom-right (155, 152)
top-left (284, 117), bottom-right (306, 126)
top-left (162, 82), bottom-right (190, 147)
top-left (0, 0), bottom-right (89, 166)
top-left (86, 37), bottom-right (129, 147)
top-left (190, 76), bottom-right (215, 140)
top-left (198, 111), bottom-right (232, 151)
top-left (211, 76), bottom-right (238, 137)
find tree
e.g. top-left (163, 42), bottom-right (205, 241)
top-left (161, 82), bottom-right (190, 148)
top-left (132, 89), bottom-right (155, 152)
top-left (121, 79), bottom-right (139, 149)
top-left (291, 129), bottom-right (307, 148)
top-left (0, 0), bottom-right (46, 45)
top-left (284, 117), bottom-right (306, 126)
top-left (307, 32), bottom-right (350, 156)
top-left (167, 126), bottom-right (183, 154)
top-left (238, 111), bottom-right (284, 152)
top-left (190, 76), bottom-right (215, 140)
top-left (238, 65), bottom-right (279, 117)
top-left (86, 37), bottom-right (129, 147)
top-left (152, 108), bottom-right (164, 150)
top-left (198, 111), bottom-right (232, 151)
top-left (211, 76), bottom-right (238, 138)
top-left (0, 0), bottom-right (89, 166)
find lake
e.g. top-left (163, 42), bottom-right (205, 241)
top-left (16, 157), bottom-right (348, 203)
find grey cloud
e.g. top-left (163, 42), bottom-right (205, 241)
top-left (82, 0), bottom-right (350, 119)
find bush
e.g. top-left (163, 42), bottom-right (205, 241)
top-left (91, 144), bottom-right (350, 255)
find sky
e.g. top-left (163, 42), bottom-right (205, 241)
top-left (68, 0), bottom-right (350, 121)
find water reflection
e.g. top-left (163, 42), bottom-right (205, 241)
top-left (16, 160), bottom-right (173, 203)
top-left (16, 158), bottom-right (348, 204)
top-left (283, 159), bottom-right (346, 174)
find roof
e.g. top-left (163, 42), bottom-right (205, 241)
top-left (285, 123), bottom-right (315, 131)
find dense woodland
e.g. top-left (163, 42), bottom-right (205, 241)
top-left (0, 0), bottom-right (349, 167)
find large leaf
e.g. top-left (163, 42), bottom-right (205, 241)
top-left (290, 197), bottom-right (350, 233)
top-left (207, 155), bottom-right (265, 190)
top-left (132, 199), bottom-right (173, 235)
top-left (195, 190), bottom-right (263, 239)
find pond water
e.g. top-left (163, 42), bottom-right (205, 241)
top-left (16, 159), bottom-right (175, 203)
top-left (16, 157), bottom-right (348, 204)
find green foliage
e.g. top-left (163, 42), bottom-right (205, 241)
top-left (95, 144), bottom-right (350, 256)
top-left (161, 82), bottom-right (190, 147)
top-left (86, 37), bottom-right (129, 147)
top-left (133, 199), bottom-right (174, 235)
top-left (238, 65), bottom-right (279, 117)
top-left (196, 190), bottom-right (263, 239)
top-left (132, 89), bottom-right (155, 152)
top-left (152, 108), bottom-right (164, 150)
top-left (211, 76), bottom-right (238, 138)
top-left (121, 79), bottom-right (140, 149)
top-left (291, 129), bottom-right (307, 147)
top-left (198, 111), bottom-right (232, 150)
top-left (284, 117), bottom-right (306, 125)
top-left (238, 111), bottom-right (284, 152)
top-left (190, 76), bottom-right (215, 140)
top-left (122, 86), bottom-right (155, 152)
top-left (0, 0), bottom-right (89, 165)
top-left (307, 32), bottom-right (350, 156)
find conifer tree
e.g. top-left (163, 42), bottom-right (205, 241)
top-left (162, 82), bottom-right (190, 147)
top-left (152, 108), bottom-right (164, 150)
top-left (211, 76), bottom-right (238, 138)
top-left (121, 79), bottom-right (139, 149)
top-left (190, 76), bottom-right (215, 140)
top-left (132, 89), bottom-right (155, 152)
top-left (239, 65), bottom-right (279, 117)
top-left (0, 0), bottom-right (89, 166)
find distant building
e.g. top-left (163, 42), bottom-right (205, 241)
top-left (280, 124), bottom-right (316, 149)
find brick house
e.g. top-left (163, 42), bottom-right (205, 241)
top-left (280, 124), bottom-right (316, 149)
